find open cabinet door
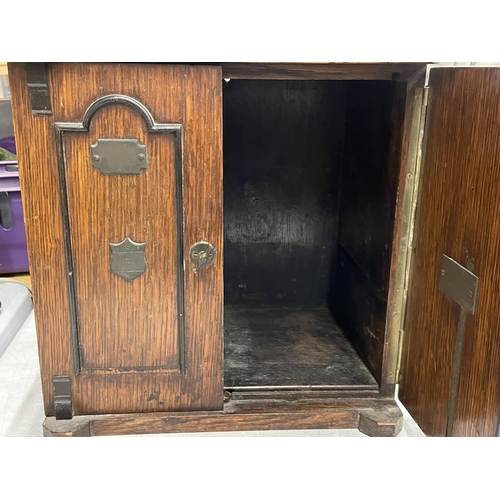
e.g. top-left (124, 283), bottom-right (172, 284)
top-left (399, 67), bottom-right (500, 436)
top-left (9, 63), bottom-right (224, 416)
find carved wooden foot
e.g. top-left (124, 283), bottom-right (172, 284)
top-left (43, 416), bottom-right (91, 437)
top-left (358, 405), bottom-right (403, 437)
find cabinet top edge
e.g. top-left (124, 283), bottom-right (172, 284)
top-left (9, 62), bottom-right (428, 82)
top-left (218, 62), bottom-right (428, 81)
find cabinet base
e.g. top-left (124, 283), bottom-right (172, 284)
top-left (43, 395), bottom-right (403, 437)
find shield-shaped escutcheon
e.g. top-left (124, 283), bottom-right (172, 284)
top-left (109, 237), bottom-right (147, 282)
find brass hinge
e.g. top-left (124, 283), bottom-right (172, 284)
top-left (395, 329), bottom-right (405, 383)
top-left (396, 85), bottom-right (430, 383)
top-left (395, 286), bottom-right (409, 383)
top-left (389, 86), bottom-right (430, 385)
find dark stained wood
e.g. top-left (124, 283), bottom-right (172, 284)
top-left (229, 389), bottom-right (380, 400)
top-left (223, 80), bottom-right (346, 304)
top-left (332, 80), bottom-right (406, 384)
top-left (400, 67), bottom-right (500, 436)
top-left (222, 79), bottom-right (405, 391)
top-left (221, 63), bottom-right (426, 81)
top-left (333, 248), bottom-right (388, 383)
top-left (9, 63), bottom-right (224, 415)
top-left (224, 304), bottom-right (378, 389)
top-left (42, 396), bottom-right (403, 437)
top-left (337, 80), bottom-right (400, 294)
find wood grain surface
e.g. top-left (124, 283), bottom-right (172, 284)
top-left (42, 396), bottom-right (403, 437)
top-left (223, 80), bottom-right (346, 305)
top-left (9, 63), bottom-right (75, 416)
top-left (399, 67), bottom-right (500, 436)
top-left (334, 248), bottom-right (390, 383)
top-left (221, 63), bottom-right (425, 81)
top-left (333, 81), bottom-right (406, 384)
top-left (224, 304), bottom-right (377, 389)
top-left (9, 63), bottom-right (224, 415)
top-left (338, 80), bottom-right (399, 293)
top-left (62, 96), bottom-right (181, 371)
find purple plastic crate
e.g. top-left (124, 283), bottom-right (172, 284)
top-left (0, 136), bottom-right (16, 154)
top-left (0, 162), bottom-right (29, 274)
top-left (0, 161), bottom-right (19, 179)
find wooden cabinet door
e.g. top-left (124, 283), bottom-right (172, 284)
top-left (9, 63), bottom-right (224, 415)
top-left (399, 67), bottom-right (500, 436)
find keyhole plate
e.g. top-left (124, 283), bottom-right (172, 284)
top-left (189, 242), bottom-right (216, 273)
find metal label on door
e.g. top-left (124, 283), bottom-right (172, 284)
top-left (110, 237), bottom-right (147, 282)
top-left (90, 138), bottom-right (148, 175)
top-left (439, 254), bottom-right (479, 314)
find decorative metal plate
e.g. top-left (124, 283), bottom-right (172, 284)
top-left (189, 241), bottom-right (216, 273)
top-left (110, 237), bottom-right (147, 281)
top-left (439, 254), bottom-right (479, 314)
top-left (90, 138), bottom-right (147, 175)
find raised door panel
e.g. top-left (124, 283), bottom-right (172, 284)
top-left (9, 63), bottom-right (224, 415)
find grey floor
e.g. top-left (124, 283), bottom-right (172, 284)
top-left (0, 292), bottom-right (425, 437)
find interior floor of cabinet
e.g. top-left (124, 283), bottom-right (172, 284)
top-left (224, 304), bottom-right (378, 389)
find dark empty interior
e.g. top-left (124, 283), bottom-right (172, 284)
top-left (223, 79), bottom-right (402, 390)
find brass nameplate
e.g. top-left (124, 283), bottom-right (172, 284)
top-left (90, 138), bottom-right (147, 175)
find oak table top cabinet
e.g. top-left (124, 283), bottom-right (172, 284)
top-left (7, 63), bottom-right (500, 437)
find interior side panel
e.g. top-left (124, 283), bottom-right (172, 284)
top-left (332, 81), bottom-right (402, 383)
